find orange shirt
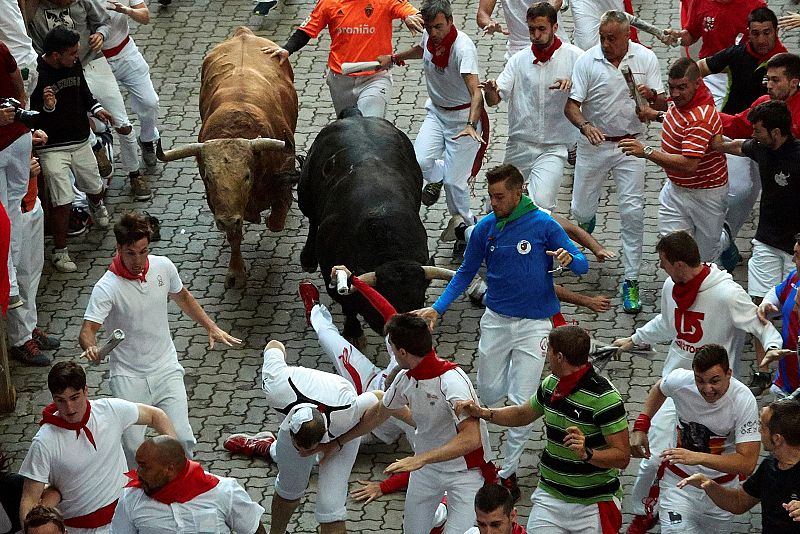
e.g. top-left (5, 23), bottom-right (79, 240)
top-left (298, 0), bottom-right (418, 75)
top-left (661, 103), bottom-right (728, 189)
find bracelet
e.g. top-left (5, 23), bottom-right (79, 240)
top-left (391, 54), bottom-right (405, 67)
top-left (335, 437), bottom-right (343, 450)
top-left (487, 408), bottom-right (494, 422)
top-left (578, 121), bottom-right (591, 131)
top-left (466, 120), bottom-right (478, 129)
top-left (633, 413), bottom-right (652, 433)
top-left (647, 88), bottom-right (657, 103)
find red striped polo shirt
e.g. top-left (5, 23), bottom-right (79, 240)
top-left (661, 83), bottom-right (728, 189)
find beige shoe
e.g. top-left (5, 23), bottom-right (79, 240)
top-left (440, 215), bottom-right (464, 242)
top-left (52, 248), bottom-right (77, 272)
top-left (129, 172), bottom-right (153, 201)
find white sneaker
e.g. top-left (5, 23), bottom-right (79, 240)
top-left (466, 276), bottom-right (487, 305)
top-left (52, 248), bottom-right (77, 272)
top-left (440, 215), bottom-right (464, 242)
top-left (89, 201), bottom-right (110, 228)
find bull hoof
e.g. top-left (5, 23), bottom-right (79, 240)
top-left (266, 212), bottom-right (287, 232)
top-left (225, 269), bottom-right (247, 289)
top-left (300, 247), bottom-right (318, 273)
top-left (345, 334), bottom-right (368, 353)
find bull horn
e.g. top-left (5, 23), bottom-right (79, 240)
top-left (249, 137), bottom-right (286, 152)
top-left (357, 272), bottom-right (377, 286)
top-left (422, 266), bottom-right (456, 281)
top-left (156, 139), bottom-right (203, 162)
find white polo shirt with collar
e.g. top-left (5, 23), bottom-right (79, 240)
top-left (569, 41), bottom-right (663, 137)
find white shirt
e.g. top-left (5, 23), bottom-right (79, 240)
top-left (84, 255), bottom-right (184, 378)
top-left (497, 44), bottom-right (583, 146)
top-left (421, 29), bottom-right (480, 109)
top-left (103, 0), bottom-right (142, 55)
top-left (660, 369), bottom-right (760, 479)
top-left (0, 0), bottom-right (38, 66)
top-left (111, 476), bottom-right (264, 534)
top-left (261, 347), bottom-right (378, 442)
top-left (569, 41), bottom-right (663, 137)
top-left (384, 366), bottom-right (491, 472)
top-left (19, 398), bottom-right (139, 519)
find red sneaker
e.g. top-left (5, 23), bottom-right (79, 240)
top-left (626, 514), bottom-right (658, 534)
top-left (223, 432), bottom-right (275, 461)
top-left (299, 281), bottom-right (320, 326)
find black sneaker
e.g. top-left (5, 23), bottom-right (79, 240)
top-left (748, 371), bottom-right (772, 396)
top-left (500, 473), bottom-right (521, 503)
top-left (253, 0), bottom-right (278, 15)
top-left (67, 206), bottom-right (92, 237)
top-left (421, 182), bottom-right (443, 206)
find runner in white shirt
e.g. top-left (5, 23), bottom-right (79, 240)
top-left (565, 9), bottom-right (665, 314)
top-left (476, 0), bottom-right (569, 60)
top-left (18, 362), bottom-right (176, 534)
top-left (0, 0), bottom-right (39, 95)
top-left (79, 212), bottom-right (240, 468)
top-left (630, 345), bottom-right (761, 534)
top-left (112, 436), bottom-right (266, 534)
top-left (482, 2), bottom-right (582, 211)
top-left (252, 339), bottom-right (381, 534)
top-left (103, 0), bottom-right (161, 200)
top-left (377, 0), bottom-right (485, 252)
top-left (322, 309), bottom-right (493, 534)
top-left (570, 0), bottom-right (626, 50)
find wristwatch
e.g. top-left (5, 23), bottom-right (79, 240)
top-left (643, 146), bottom-right (654, 158)
top-left (656, 111), bottom-right (666, 122)
top-left (583, 447), bottom-right (594, 462)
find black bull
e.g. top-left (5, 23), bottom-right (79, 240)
top-left (299, 115), bottom-right (442, 341)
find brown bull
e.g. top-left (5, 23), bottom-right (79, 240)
top-left (157, 26), bottom-right (298, 288)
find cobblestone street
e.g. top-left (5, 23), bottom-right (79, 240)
top-left (3, 0), bottom-right (800, 531)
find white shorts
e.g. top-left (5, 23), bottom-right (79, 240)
top-left (38, 141), bottom-right (104, 207)
top-left (527, 487), bottom-right (622, 533)
top-left (658, 470), bottom-right (734, 534)
top-left (271, 427), bottom-right (360, 523)
top-left (748, 239), bottom-right (795, 298)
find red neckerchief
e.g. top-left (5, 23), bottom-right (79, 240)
top-left (532, 36), bottom-right (562, 64)
top-left (675, 79), bottom-right (714, 111)
top-left (427, 25), bottom-right (458, 69)
top-left (39, 400), bottom-right (96, 450)
top-left (126, 460), bottom-right (220, 504)
top-left (512, 523), bottom-right (527, 534)
top-left (406, 349), bottom-right (458, 380)
top-left (672, 264), bottom-right (711, 310)
top-left (551, 364), bottom-right (592, 402)
top-left (109, 253), bottom-right (149, 283)
top-left (745, 39), bottom-right (788, 64)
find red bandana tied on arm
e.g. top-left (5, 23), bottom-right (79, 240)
top-left (745, 39), bottom-right (788, 64)
top-left (126, 460), bottom-right (220, 504)
top-left (109, 253), bottom-right (149, 283)
top-left (550, 364), bottom-right (592, 402)
top-left (40, 401), bottom-right (96, 450)
top-left (427, 25), bottom-right (458, 69)
top-left (532, 36), bottom-right (562, 64)
top-left (406, 349), bottom-right (458, 380)
top-left (672, 264), bottom-right (711, 310)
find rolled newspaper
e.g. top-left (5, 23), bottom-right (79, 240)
top-left (620, 64), bottom-right (649, 119)
top-left (341, 61), bottom-right (381, 75)
top-left (336, 269), bottom-right (349, 295)
top-left (624, 12), bottom-right (677, 46)
top-left (84, 329), bottom-right (125, 365)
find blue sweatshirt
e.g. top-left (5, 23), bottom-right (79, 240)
top-left (432, 209), bottom-right (588, 320)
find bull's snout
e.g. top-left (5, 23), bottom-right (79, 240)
top-left (215, 215), bottom-right (243, 233)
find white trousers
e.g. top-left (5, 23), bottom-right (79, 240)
top-left (571, 137), bottom-right (645, 280)
top-left (658, 470), bottom-right (734, 534)
top-left (271, 427), bottom-right (361, 523)
top-left (310, 303), bottom-right (413, 444)
top-left (527, 487), bottom-right (622, 533)
top-left (107, 44), bottom-right (160, 143)
top-left (7, 198), bottom-right (43, 346)
top-left (722, 153), bottom-right (760, 243)
top-left (0, 131), bottom-right (32, 296)
top-left (570, 0), bottom-right (625, 50)
top-left (658, 180), bottom-right (728, 262)
top-left (478, 308), bottom-right (550, 478)
top-left (403, 465), bottom-right (482, 534)
top-left (415, 102), bottom-right (481, 223)
top-left (326, 70), bottom-right (392, 119)
top-left (69, 526), bottom-right (110, 534)
top-left (504, 141), bottom-right (568, 212)
top-left (748, 239), bottom-right (795, 298)
top-left (629, 398), bottom-right (677, 516)
top-left (705, 73), bottom-right (729, 109)
top-left (109, 370), bottom-right (196, 468)
top-left (83, 57), bottom-right (139, 173)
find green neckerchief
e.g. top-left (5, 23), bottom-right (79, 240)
top-left (495, 195), bottom-right (538, 231)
